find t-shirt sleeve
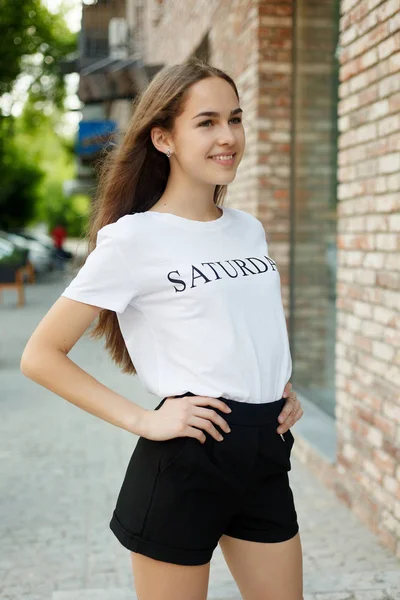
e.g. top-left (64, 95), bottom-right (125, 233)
top-left (61, 223), bottom-right (138, 313)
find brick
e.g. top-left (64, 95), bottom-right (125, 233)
top-left (379, 72), bottom-right (400, 98)
top-left (374, 193), bottom-right (400, 212)
top-left (385, 252), bottom-right (400, 269)
top-left (389, 91), bottom-right (400, 112)
top-left (366, 424), bottom-right (384, 448)
top-left (361, 47), bottom-right (379, 69)
top-left (376, 271), bottom-right (400, 289)
top-left (373, 449), bottom-right (397, 476)
top-left (376, 233), bottom-right (398, 250)
top-left (372, 340), bottom-right (395, 362)
top-left (388, 50), bottom-right (400, 72)
top-left (383, 439), bottom-right (400, 462)
top-left (378, 153), bottom-right (400, 173)
top-left (361, 320), bottom-right (383, 338)
top-left (374, 413), bottom-right (398, 438)
top-left (378, 0), bottom-right (400, 22)
top-left (364, 460), bottom-right (383, 485)
top-left (378, 114), bottom-right (400, 136)
top-left (366, 215), bottom-right (389, 231)
top-left (260, 16), bottom-right (291, 26)
top-left (388, 11), bottom-right (400, 34)
top-left (382, 401), bottom-right (400, 425)
top-left (383, 477), bottom-right (400, 499)
top-left (369, 98), bottom-right (390, 120)
top-left (373, 305), bottom-right (398, 325)
top-left (342, 0), bottom-right (361, 14)
top-left (378, 33), bottom-right (400, 60)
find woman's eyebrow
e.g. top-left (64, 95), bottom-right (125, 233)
top-left (192, 108), bottom-right (243, 120)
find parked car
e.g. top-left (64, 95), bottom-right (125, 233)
top-left (0, 238), bottom-right (29, 283)
top-left (11, 228), bottom-right (54, 251)
top-left (0, 238), bottom-right (25, 264)
top-left (10, 228), bottom-right (58, 271)
top-left (11, 228), bottom-right (73, 268)
top-left (0, 238), bottom-right (14, 262)
top-left (0, 231), bottom-right (53, 273)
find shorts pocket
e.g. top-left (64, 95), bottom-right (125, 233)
top-left (158, 436), bottom-right (190, 476)
top-left (113, 436), bottom-right (190, 537)
top-left (280, 429), bottom-right (295, 457)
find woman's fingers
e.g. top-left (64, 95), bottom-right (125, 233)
top-left (283, 381), bottom-right (292, 397)
top-left (192, 406), bottom-right (231, 433)
top-left (277, 394), bottom-right (303, 434)
top-left (188, 396), bottom-right (232, 414)
top-left (181, 396), bottom-right (233, 443)
top-left (278, 394), bottom-right (296, 424)
top-left (188, 416), bottom-right (226, 442)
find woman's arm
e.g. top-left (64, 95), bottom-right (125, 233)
top-left (20, 296), bottom-right (148, 436)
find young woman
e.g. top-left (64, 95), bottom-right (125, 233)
top-left (21, 58), bottom-right (304, 600)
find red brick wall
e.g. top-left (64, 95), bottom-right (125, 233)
top-left (257, 0), bottom-right (293, 306)
top-left (336, 0), bottom-right (400, 556)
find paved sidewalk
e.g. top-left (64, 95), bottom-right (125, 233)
top-left (1, 273), bottom-right (400, 599)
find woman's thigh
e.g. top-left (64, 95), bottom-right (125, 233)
top-left (131, 552), bottom-right (211, 600)
top-left (219, 532), bottom-right (303, 600)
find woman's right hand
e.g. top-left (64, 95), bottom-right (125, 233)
top-left (138, 396), bottom-right (232, 443)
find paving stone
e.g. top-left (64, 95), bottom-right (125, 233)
top-left (52, 591), bottom-right (133, 600)
top-left (305, 571), bottom-right (400, 593)
top-left (52, 593), bottom-right (243, 600)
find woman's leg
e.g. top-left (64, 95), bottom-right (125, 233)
top-left (219, 532), bottom-right (303, 600)
top-left (131, 552), bottom-right (211, 600)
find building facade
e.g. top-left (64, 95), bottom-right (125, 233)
top-left (76, 0), bottom-right (400, 557)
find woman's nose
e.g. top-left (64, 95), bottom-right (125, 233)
top-left (217, 125), bottom-right (236, 145)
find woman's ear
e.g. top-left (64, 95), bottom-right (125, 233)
top-left (150, 126), bottom-right (171, 154)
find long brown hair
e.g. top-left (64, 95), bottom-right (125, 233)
top-left (87, 56), bottom-right (240, 374)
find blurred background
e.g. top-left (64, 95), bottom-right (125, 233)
top-left (0, 1), bottom-right (399, 598)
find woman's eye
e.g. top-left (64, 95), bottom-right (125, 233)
top-left (198, 118), bottom-right (242, 127)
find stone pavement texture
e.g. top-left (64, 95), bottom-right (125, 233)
top-left (1, 272), bottom-right (399, 600)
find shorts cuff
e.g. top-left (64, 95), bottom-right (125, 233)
top-left (224, 522), bottom-right (299, 544)
top-left (109, 512), bottom-right (214, 566)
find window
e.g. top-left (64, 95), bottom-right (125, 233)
top-left (290, 0), bottom-right (340, 417)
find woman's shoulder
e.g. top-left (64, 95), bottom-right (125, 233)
top-left (97, 213), bottom-right (149, 244)
top-left (227, 207), bottom-right (265, 230)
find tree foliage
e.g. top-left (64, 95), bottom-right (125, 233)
top-left (0, 0), bottom-right (78, 229)
top-left (0, 0), bottom-right (76, 106)
top-left (11, 96), bottom-right (89, 237)
top-left (0, 116), bottom-right (43, 229)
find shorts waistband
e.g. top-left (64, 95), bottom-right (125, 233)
top-left (158, 392), bottom-right (286, 426)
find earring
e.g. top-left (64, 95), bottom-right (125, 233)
top-left (166, 148), bottom-right (171, 158)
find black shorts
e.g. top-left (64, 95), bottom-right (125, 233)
top-left (109, 392), bottom-right (299, 566)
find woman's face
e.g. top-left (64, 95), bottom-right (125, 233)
top-left (168, 77), bottom-right (246, 186)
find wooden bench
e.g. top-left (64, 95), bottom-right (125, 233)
top-left (0, 260), bottom-right (35, 307)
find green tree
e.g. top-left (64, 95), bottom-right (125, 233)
top-left (0, 0), bottom-right (76, 104)
top-left (0, 120), bottom-right (43, 230)
top-left (0, 0), bottom-right (77, 229)
top-left (15, 97), bottom-right (90, 237)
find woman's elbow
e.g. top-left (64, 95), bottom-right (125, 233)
top-left (20, 343), bottom-right (39, 379)
top-left (20, 342), bottom-right (55, 380)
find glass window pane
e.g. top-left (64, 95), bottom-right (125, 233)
top-left (290, 0), bottom-right (340, 417)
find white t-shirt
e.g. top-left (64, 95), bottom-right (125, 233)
top-left (61, 206), bottom-right (292, 404)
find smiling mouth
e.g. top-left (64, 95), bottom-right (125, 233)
top-left (209, 153), bottom-right (236, 165)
